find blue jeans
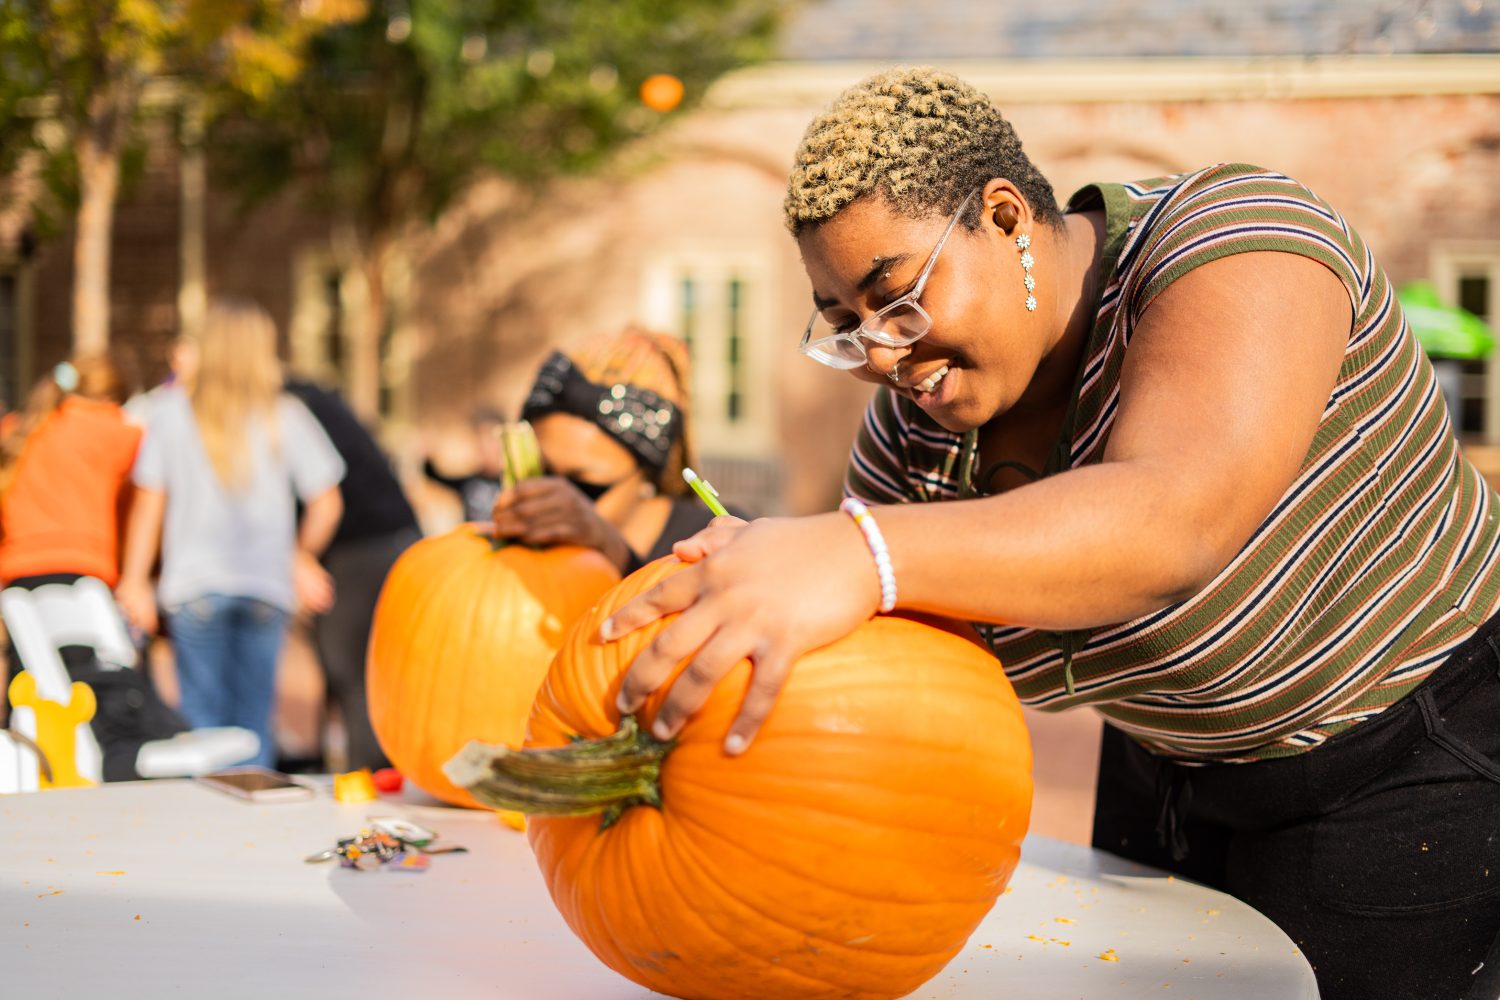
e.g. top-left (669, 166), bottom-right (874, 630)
top-left (167, 595), bottom-right (290, 768)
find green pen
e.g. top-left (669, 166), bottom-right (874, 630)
top-left (682, 467), bottom-right (729, 517)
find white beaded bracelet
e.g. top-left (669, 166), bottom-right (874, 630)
top-left (839, 497), bottom-right (898, 613)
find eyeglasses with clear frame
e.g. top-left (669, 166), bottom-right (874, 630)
top-left (799, 187), bottom-right (980, 370)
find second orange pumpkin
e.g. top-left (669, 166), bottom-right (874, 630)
top-left (366, 525), bottom-right (619, 808)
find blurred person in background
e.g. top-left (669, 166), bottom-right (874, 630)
top-left (1, 355), bottom-right (140, 599)
top-left (0, 354), bottom-right (193, 779)
top-left (493, 327), bottom-right (729, 572)
top-left (116, 300), bottom-right (344, 769)
top-left (284, 376), bottom-right (420, 771)
top-left (122, 336), bottom-right (194, 428)
top-left (422, 407), bottom-right (505, 523)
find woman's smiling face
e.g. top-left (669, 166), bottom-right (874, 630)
top-left (796, 186), bottom-right (1047, 434)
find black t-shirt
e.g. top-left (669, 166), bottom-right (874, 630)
top-left (623, 496), bottom-right (744, 572)
top-left (420, 460), bottom-right (500, 524)
top-left (284, 379), bottom-right (418, 545)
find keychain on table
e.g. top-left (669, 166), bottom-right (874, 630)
top-left (304, 817), bottom-right (468, 872)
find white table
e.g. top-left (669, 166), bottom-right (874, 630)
top-left (0, 781), bottom-right (1318, 999)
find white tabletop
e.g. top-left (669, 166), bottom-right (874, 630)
top-left (0, 781), bottom-right (1317, 999)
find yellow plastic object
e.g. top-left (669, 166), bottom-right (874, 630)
top-left (496, 809), bottom-right (526, 832)
top-left (8, 673), bottom-right (96, 788)
top-left (333, 769), bottom-right (378, 803)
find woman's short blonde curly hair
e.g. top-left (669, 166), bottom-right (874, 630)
top-left (784, 66), bottom-right (1060, 237)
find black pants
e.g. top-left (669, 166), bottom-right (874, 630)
top-left (311, 527), bottom-right (419, 771)
top-left (1093, 616), bottom-right (1500, 1000)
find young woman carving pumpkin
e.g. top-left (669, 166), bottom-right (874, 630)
top-left (606, 67), bottom-right (1500, 1000)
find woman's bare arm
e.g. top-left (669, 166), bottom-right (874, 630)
top-left (613, 251), bottom-right (1353, 747)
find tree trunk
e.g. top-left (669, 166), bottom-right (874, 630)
top-left (70, 78), bottom-right (135, 355)
top-left (72, 128), bottom-right (120, 355)
top-left (346, 86), bottom-right (420, 423)
top-left (349, 233), bottom-right (391, 421)
top-left (177, 98), bottom-right (207, 342)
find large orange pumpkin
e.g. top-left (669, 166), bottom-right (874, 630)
top-left (447, 558), bottom-right (1032, 999)
top-left (366, 525), bottom-right (619, 808)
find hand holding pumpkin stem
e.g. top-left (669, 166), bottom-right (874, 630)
top-left (607, 513), bottom-right (883, 754)
top-left (493, 476), bottom-right (633, 569)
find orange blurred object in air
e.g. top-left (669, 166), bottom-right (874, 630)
top-left (639, 73), bottom-right (684, 112)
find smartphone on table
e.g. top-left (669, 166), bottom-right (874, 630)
top-left (195, 765), bottom-right (315, 803)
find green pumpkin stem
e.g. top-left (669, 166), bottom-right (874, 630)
top-left (443, 715), bottom-right (675, 830)
top-left (500, 423), bottom-right (521, 490)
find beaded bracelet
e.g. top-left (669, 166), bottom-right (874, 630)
top-left (839, 497), bottom-right (897, 613)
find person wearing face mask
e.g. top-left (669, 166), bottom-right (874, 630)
top-left (601, 68), bottom-right (1500, 1000)
top-left (492, 328), bottom-right (729, 572)
top-left (421, 407), bottom-right (507, 524)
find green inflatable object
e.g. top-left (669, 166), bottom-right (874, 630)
top-left (1399, 281), bottom-right (1496, 360)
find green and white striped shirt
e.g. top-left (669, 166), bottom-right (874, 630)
top-left (845, 163), bottom-right (1500, 762)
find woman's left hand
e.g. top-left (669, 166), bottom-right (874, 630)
top-left (609, 512), bottom-right (882, 754)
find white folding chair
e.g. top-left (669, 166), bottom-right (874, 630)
top-left (2, 585), bottom-right (103, 784)
top-left (22, 576), bottom-right (139, 670)
top-left (1, 579), bottom-right (258, 789)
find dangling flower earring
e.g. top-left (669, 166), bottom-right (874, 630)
top-left (1016, 233), bottom-right (1036, 312)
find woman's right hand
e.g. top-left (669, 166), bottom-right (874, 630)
top-left (115, 577), bottom-right (158, 636)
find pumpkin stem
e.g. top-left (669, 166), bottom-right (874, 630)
top-left (443, 715), bottom-right (675, 830)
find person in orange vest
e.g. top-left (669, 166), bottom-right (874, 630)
top-left (0, 355), bottom-right (188, 779)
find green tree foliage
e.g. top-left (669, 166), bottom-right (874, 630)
top-left (0, 0), bottom-right (364, 350)
top-left (217, 0), bottom-right (780, 222)
top-left (211, 0), bottom-right (780, 415)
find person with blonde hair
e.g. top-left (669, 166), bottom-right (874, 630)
top-left (117, 300), bottom-right (344, 768)
top-left (604, 68), bottom-right (1500, 1000)
top-left (493, 327), bottom-right (721, 571)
